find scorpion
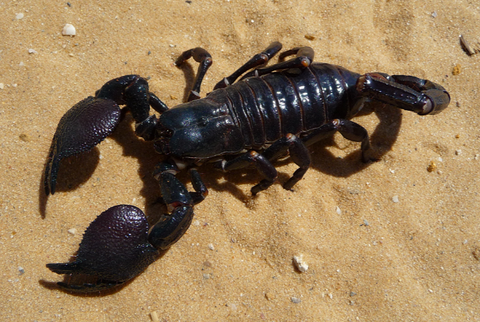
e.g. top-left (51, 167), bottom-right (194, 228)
top-left (44, 42), bottom-right (450, 292)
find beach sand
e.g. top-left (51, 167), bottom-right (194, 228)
top-left (1, 0), bottom-right (479, 320)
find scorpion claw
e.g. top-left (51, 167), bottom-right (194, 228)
top-left (47, 205), bottom-right (159, 292)
top-left (44, 97), bottom-right (121, 195)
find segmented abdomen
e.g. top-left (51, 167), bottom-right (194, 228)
top-left (221, 63), bottom-right (360, 149)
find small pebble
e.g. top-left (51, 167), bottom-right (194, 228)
top-left (19, 133), bottom-right (30, 142)
top-left (28, 49), bottom-right (37, 54)
top-left (265, 292), bottom-right (275, 301)
top-left (335, 206), bottom-right (342, 215)
top-left (472, 248), bottom-right (480, 261)
top-left (150, 311), bottom-right (159, 322)
top-left (305, 34), bottom-right (315, 41)
top-left (460, 35), bottom-right (476, 56)
top-left (208, 243), bottom-right (214, 250)
top-left (16, 13), bottom-right (24, 19)
top-left (291, 297), bottom-right (301, 304)
top-left (392, 195), bottom-right (399, 203)
top-left (67, 228), bottom-right (77, 235)
top-left (62, 24), bottom-right (76, 36)
top-left (293, 254), bottom-right (308, 273)
top-left (452, 64), bottom-right (461, 75)
top-left (427, 161), bottom-right (437, 172)
top-left (0, 83), bottom-right (4, 90)
top-left (455, 150), bottom-right (462, 156)
top-left (18, 267), bottom-right (25, 275)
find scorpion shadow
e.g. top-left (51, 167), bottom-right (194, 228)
top-left (204, 102), bottom-right (402, 201)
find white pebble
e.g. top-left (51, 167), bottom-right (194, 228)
top-left (293, 254), bottom-right (309, 272)
top-left (67, 228), bottom-right (77, 235)
top-left (392, 195), bottom-right (399, 203)
top-left (0, 83), bottom-right (4, 90)
top-left (62, 24), bottom-right (76, 36)
top-left (16, 13), bottom-right (24, 19)
top-left (291, 297), bottom-right (301, 303)
top-left (335, 206), bottom-right (342, 215)
top-left (28, 48), bottom-right (37, 54)
top-left (208, 243), bottom-right (214, 250)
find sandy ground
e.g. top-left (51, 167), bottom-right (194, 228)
top-left (1, 0), bottom-right (480, 321)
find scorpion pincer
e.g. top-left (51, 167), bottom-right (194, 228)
top-left (43, 42), bottom-right (450, 292)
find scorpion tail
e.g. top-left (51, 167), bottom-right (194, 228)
top-left (357, 73), bottom-right (450, 115)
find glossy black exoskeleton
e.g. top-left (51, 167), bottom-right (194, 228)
top-left (44, 42), bottom-right (450, 292)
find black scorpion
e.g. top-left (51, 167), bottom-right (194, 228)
top-left (43, 42), bottom-right (450, 292)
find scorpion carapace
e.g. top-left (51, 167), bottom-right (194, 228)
top-left (43, 42), bottom-right (450, 292)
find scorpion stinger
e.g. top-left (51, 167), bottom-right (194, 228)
top-left (357, 73), bottom-right (450, 115)
top-left (44, 42), bottom-right (450, 292)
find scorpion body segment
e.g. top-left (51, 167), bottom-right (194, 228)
top-left (158, 63), bottom-right (361, 156)
top-left (43, 42), bottom-right (450, 292)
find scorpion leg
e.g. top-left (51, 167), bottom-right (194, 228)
top-left (215, 133), bottom-right (312, 193)
top-left (175, 47), bottom-right (213, 101)
top-left (302, 119), bottom-right (375, 163)
top-left (357, 73), bottom-right (450, 115)
top-left (261, 134), bottom-right (311, 191)
top-left (153, 159), bottom-right (208, 205)
top-left (215, 151), bottom-right (278, 195)
top-left (149, 161), bottom-right (196, 250)
top-left (213, 41), bottom-right (283, 89)
top-left (239, 46), bottom-right (315, 80)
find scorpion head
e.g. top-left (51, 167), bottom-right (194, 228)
top-left (154, 98), bottom-right (244, 159)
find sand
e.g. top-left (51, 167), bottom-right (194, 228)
top-left (1, 0), bottom-right (479, 321)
